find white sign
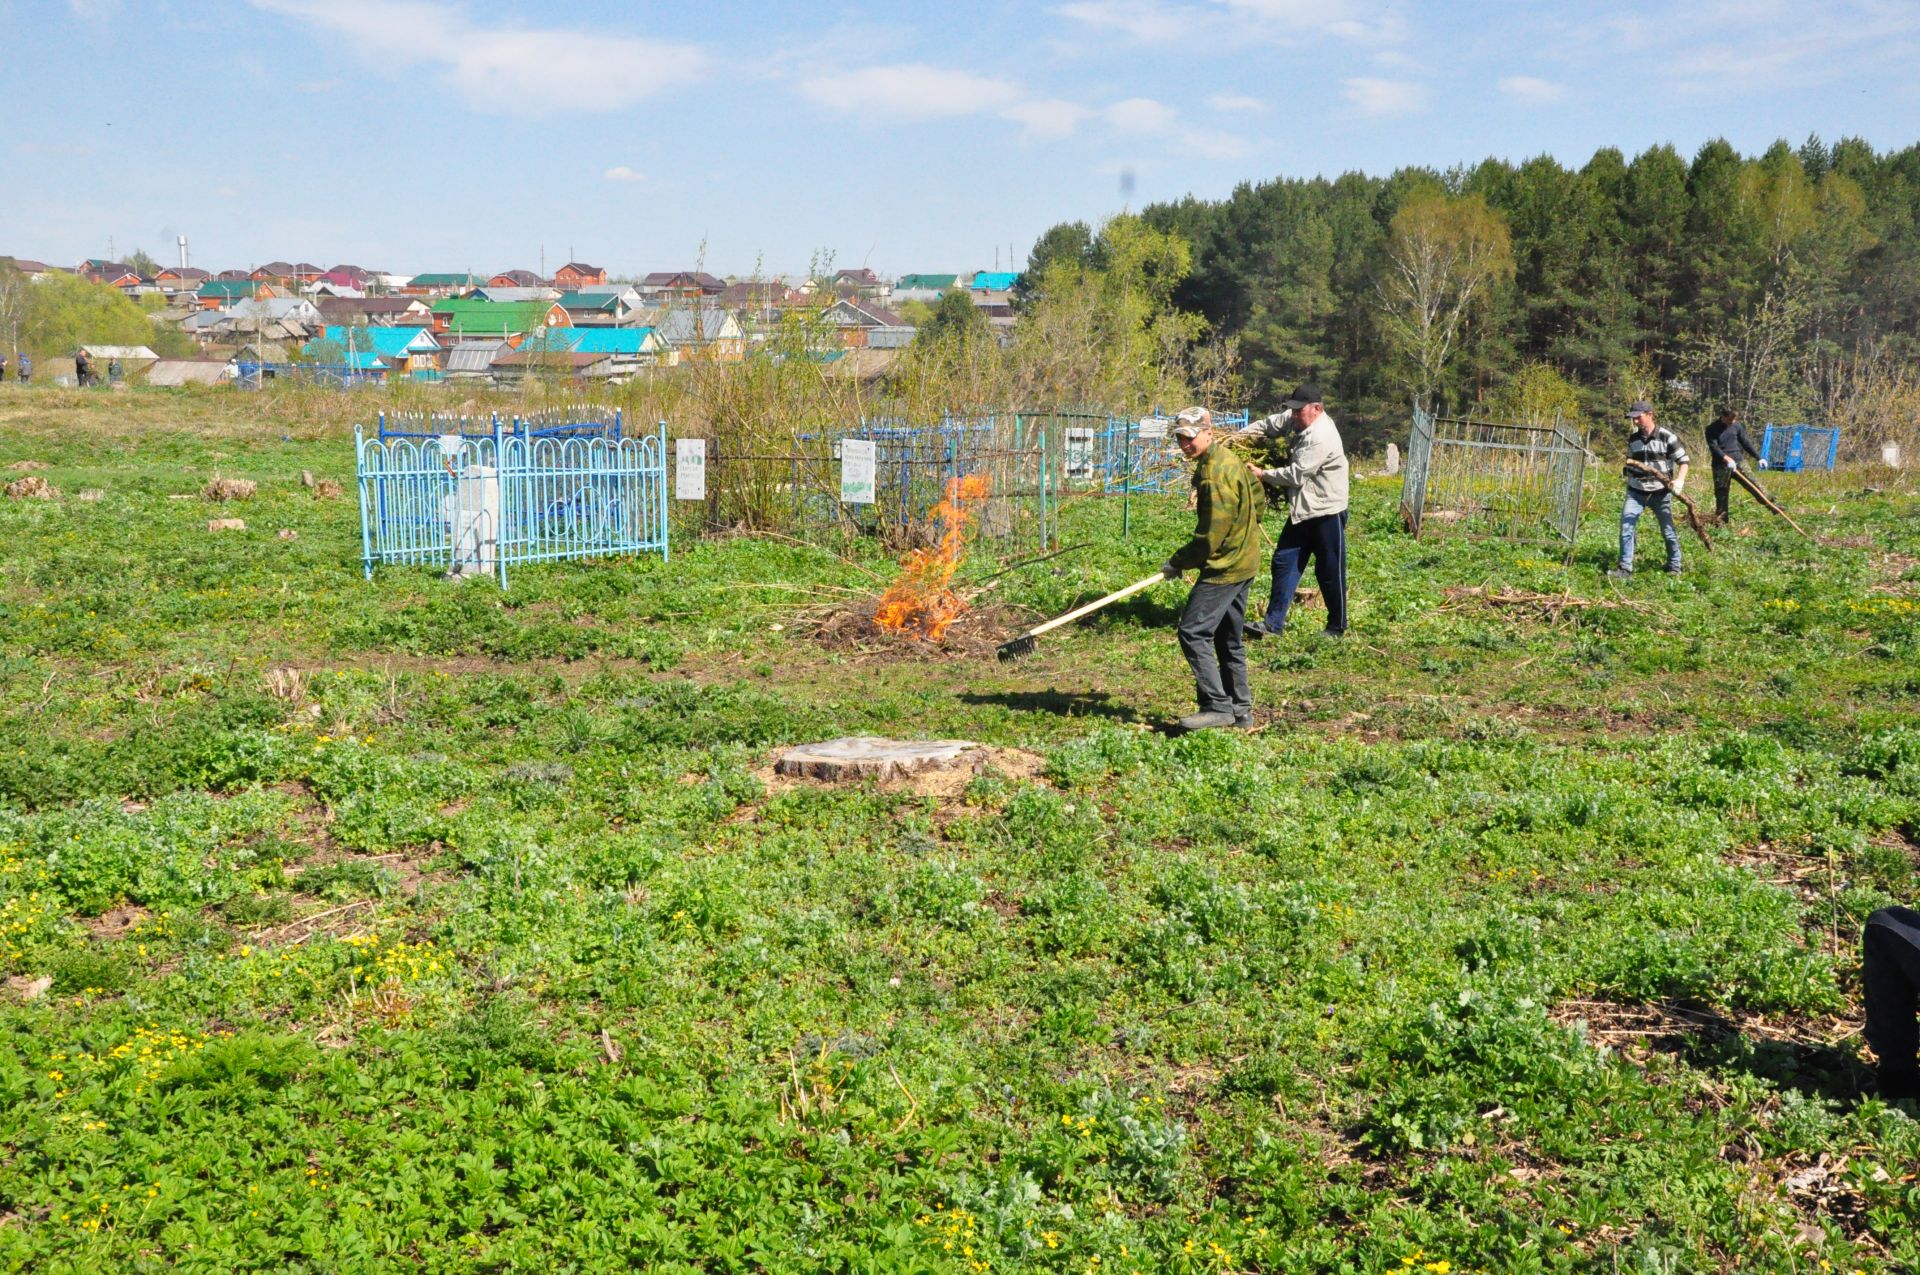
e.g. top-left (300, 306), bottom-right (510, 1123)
top-left (840, 438), bottom-right (876, 505)
top-left (675, 437), bottom-right (707, 500)
top-left (1136, 417), bottom-right (1169, 440)
top-left (1065, 428), bottom-right (1095, 481)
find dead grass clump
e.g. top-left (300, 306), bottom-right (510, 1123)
top-left (1441, 584), bottom-right (1661, 623)
top-left (264, 666), bottom-right (308, 704)
top-left (76, 489), bottom-right (104, 502)
top-left (7, 460), bottom-right (48, 472)
top-left (313, 479), bottom-right (344, 500)
top-left (5, 476), bottom-right (57, 500)
top-left (203, 476), bottom-right (258, 501)
top-left (804, 599), bottom-right (1038, 661)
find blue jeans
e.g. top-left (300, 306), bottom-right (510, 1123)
top-left (1619, 488), bottom-right (1681, 572)
top-left (1262, 511), bottom-right (1348, 634)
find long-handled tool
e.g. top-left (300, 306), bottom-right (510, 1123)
top-left (1624, 461), bottom-right (1713, 551)
top-left (1726, 466), bottom-right (1812, 540)
top-left (996, 571), bottom-right (1169, 661)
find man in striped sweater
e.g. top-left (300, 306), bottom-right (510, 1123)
top-left (1607, 400), bottom-right (1690, 580)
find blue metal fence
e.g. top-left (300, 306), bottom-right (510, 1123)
top-left (355, 418), bottom-right (667, 587)
top-left (377, 406), bottom-right (624, 445)
top-left (1760, 423), bottom-right (1840, 472)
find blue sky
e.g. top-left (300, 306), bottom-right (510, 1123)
top-left (6, 0), bottom-right (1918, 278)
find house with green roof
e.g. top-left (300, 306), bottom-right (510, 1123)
top-left (892, 274), bottom-right (960, 304)
top-left (405, 272), bottom-right (486, 297)
top-left (195, 279), bottom-right (270, 307)
top-left (429, 298), bottom-right (571, 341)
top-left (557, 289), bottom-right (645, 326)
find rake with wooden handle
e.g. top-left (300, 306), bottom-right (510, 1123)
top-left (1623, 461), bottom-right (1713, 551)
top-left (1726, 466), bottom-right (1812, 539)
top-left (996, 571), bottom-right (1170, 661)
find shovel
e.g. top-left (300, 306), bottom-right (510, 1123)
top-left (996, 571), bottom-right (1170, 661)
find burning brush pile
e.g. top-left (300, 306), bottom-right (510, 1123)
top-left (808, 474), bottom-right (1029, 657)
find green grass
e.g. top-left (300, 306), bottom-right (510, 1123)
top-left (0, 388), bottom-right (1918, 1272)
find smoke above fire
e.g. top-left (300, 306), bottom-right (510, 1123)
top-left (872, 473), bottom-right (991, 642)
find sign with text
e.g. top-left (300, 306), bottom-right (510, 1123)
top-left (674, 437), bottom-right (706, 501)
top-left (840, 438), bottom-right (876, 505)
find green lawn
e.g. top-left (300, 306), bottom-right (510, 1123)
top-left (1, 388), bottom-right (1917, 1273)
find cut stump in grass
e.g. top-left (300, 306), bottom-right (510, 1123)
top-left (775, 736), bottom-right (984, 783)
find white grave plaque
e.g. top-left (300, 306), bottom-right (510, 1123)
top-left (1136, 418), bottom-right (1169, 440)
top-left (1065, 428), bottom-right (1095, 481)
top-left (442, 464), bottom-right (500, 578)
top-left (675, 437), bottom-right (707, 500)
top-left (840, 438), bottom-right (876, 505)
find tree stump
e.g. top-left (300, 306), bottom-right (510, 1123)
top-left (774, 737), bottom-right (985, 783)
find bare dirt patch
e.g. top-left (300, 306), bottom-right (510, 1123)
top-left (83, 904), bottom-right (152, 939)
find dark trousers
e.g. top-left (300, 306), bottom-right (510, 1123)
top-left (1265, 511), bottom-right (1348, 635)
top-left (1178, 579), bottom-right (1251, 718)
top-left (1713, 464), bottom-right (1735, 519)
top-left (1864, 906), bottom-right (1920, 1092)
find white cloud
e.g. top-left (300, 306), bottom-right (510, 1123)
top-left (1182, 129), bottom-right (1253, 160)
top-left (1105, 96), bottom-right (1178, 134)
top-left (247, 0), bottom-right (707, 115)
top-left (1206, 92), bottom-right (1265, 113)
top-left (1001, 98), bottom-right (1094, 140)
top-left (800, 64), bottom-right (1017, 120)
top-left (602, 166), bottom-right (646, 183)
top-left (1053, 0), bottom-right (1193, 43)
top-left (1498, 75), bottom-right (1566, 104)
top-left (1342, 76), bottom-right (1428, 118)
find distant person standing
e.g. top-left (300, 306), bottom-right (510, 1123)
top-left (1607, 400), bottom-right (1690, 579)
top-left (1239, 383), bottom-right (1350, 639)
top-left (108, 357), bottom-right (123, 385)
top-left (1704, 406), bottom-right (1763, 522)
top-left (74, 349), bottom-right (93, 387)
top-left (17, 352), bottom-right (31, 385)
top-left (1161, 406), bottom-right (1262, 732)
top-left (0, 352), bottom-right (8, 382)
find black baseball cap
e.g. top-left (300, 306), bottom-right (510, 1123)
top-left (1626, 400), bottom-right (1655, 417)
top-left (1281, 382), bottom-right (1321, 410)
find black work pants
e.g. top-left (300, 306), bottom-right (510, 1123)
top-left (1178, 579), bottom-right (1251, 718)
top-left (1864, 906), bottom-right (1920, 1093)
top-left (1712, 463), bottom-right (1741, 520)
top-left (1265, 511), bottom-right (1348, 635)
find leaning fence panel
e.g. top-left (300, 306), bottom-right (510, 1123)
top-left (1398, 409), bottom-right (1587, 556)
top-left (356, 418), bottom-right (667, 586)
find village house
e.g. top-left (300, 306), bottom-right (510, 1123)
top-left (442, 338), bottom-right (511, 384)
top-left (80, 259), bottom-right (142, 288)
top-left (463, 285), bottom-right (560, 304)
top-left (2, 258), bottom-right (54, 279)
top-left (195, 279), bottom-right (272, 308)
top-left (891, 273), bottom-right (959, 305)
top-left (404, 272), bottom-right (486, 297)
top-left (638, 271), bottom-right (726, 302)
top-left (821, 299), bottom-right (916, 349)
top-left (488, 268), bottom-right (548, 289)
top-left (315, 296), bottom-right (432, 327)
top-left (832, 267), bottom-right (887, 300)
top-left (653, 307), bottom-right (745, 361)
top-left (429, 297), bottom-right (572, 340)
top-left (552, 262), bottom-right (607, 288)
top-left (153, 266), bottom-right (211, 292)
top-left (314, 325), bottom-right (443, 376)
top-left (558, 288), bottom-right (645, 326)
top-left (250, 261), bottom-right (297, 286)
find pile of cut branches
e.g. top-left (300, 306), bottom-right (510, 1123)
top-left (1440, 584), bottom-right (1661, 623)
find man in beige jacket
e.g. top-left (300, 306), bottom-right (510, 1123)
top-left (1236, 382), bottom-right (1350, 638)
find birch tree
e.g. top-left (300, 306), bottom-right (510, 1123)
top-left (1375, 192), bottom-right (1513, 413)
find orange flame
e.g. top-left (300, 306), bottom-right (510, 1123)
top-left (873, 473), bottom-right (992, 642)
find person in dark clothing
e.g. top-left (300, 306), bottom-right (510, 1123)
top-left (1864, 906), bottom-right (1920, 1103)
top-left (74, 350), bottom-right (94, 387)
top-left (1704, 407), bottom-right (1763, 522)
top-left (1161, 406), bottom-right (1263, 733)
top-left (0, 353), bottom-right (8, 382)
top-left (108, 357), bottom-right (123, 384)
top-left (17, 353), bottom-right (31, 384)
